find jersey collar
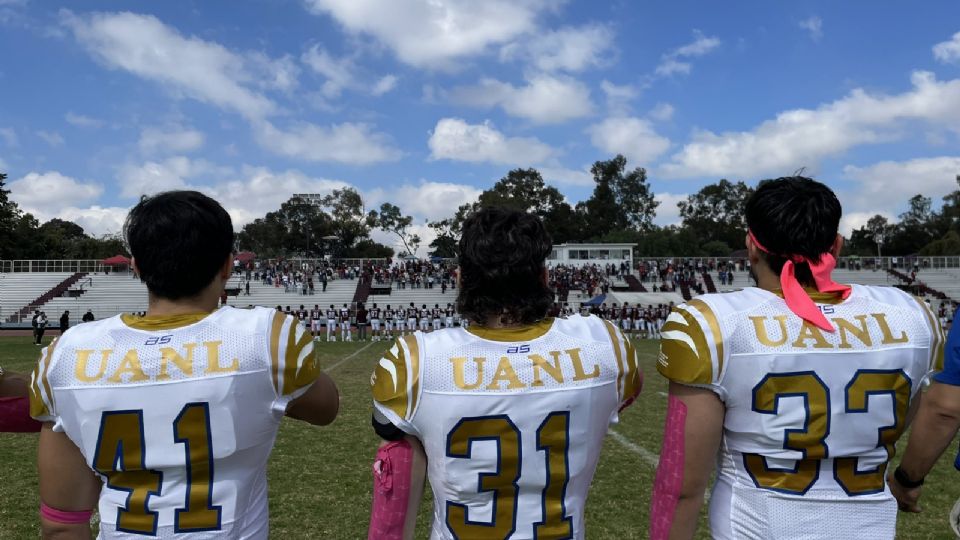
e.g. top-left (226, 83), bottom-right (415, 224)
top-left (120, 312), bottom-right (213, 331)
top-left (467, 318), bottom-right (555, 342)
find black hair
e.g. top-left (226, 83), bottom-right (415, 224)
top-left (745, 176), bottom-right (842, 286)
top-left (124, 191), bottom-right (233, 300)
top-left (456, 206), bottom-right (553, 325)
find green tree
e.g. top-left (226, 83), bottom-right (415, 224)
top-left (0, 172), bottom-right (25, 259)
top-left (577, 155), bottom-right (658, 239)
top-left (920, 230), bottom-right (960, 255)
top-left (237, 196), bottom-right (333, 257)
top-left (678, 179), bottom-right (754, 250)
top-left (428, 219), bottom-right (458, 258)
top-left (366, 203), bottom-right (421, 257)
top-left (322, 188), bottom-right (370, 251)
top-left (453, 168), bottom-right (581, 243)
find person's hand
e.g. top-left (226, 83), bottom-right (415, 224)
top-left (888, 471), bottom-right (923, 513)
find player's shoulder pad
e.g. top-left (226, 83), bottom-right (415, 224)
top-left (904, 293), bottom-right (947, 372)
top-left (658, 297), bottom-right (726, 386)
top-left (267, 309), bottom-right (318, 398)
top-left (371, 334), bottom-right (422, 422)
top-left (29, 337), bottom-right (63, 421)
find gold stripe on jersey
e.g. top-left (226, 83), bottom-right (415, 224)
top-left (269, 311), bottom-right (286, 394)
top-left (467, 318), bottom-right (555, 342)
top-left (29, 338), bottom-right (59, 419)
top-left (603, 321), bottom-right (626, 402)
top-left (912, 296), bottom-right (945, 371)
top-left (658, 306), bottom-right (713, 385)
top-left (623, 339), bottom-right (643, 399)
top-left (687, 299), bottom-right (724, 376)
top-left (284, 330), bottom-right (318, 396)
top-left (120, 312), bottom-right (211, 330)
top-left (402, 335), bottom-right (421, 417)
top-left (372, 340), bottom-right (410, 420)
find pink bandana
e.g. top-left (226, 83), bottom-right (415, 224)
top-left (749, 230), bottom-right (851, 332)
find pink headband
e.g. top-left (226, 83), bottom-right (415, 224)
top-left (749, 230), bottom-right (850, 332)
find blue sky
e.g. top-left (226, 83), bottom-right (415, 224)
top-left (1, 0), bottom-right (959, 249)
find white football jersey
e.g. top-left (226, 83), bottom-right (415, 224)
top-left (30, 307), bottom-right (320, 539)
top-left (372, 315), bottom-right (641, 540)
top-left (658, 285), bottom-right (944, 540)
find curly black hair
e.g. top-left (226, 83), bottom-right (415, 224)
top-left (456, 207), bottom-right (553, 325)
top-left (745, 176), bottom-right (842, 286)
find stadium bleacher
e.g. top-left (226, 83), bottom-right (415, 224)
top-left (234, 276), bottom-right (359, 311)
top-left (42, 274), bottom-right (148, 322)
top-left (1, 261), bottom-right (957, 329)
top-left (0, 272), bottom-right (75, 323)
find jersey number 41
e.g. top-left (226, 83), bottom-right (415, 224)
top-left (92, 402), bottom-right (221, 535)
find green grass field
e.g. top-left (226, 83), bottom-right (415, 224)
top-left (1, 335), bottom-right (959, 539)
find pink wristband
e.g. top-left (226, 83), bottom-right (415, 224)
top-left (40, 502), bottom-right (93, 524)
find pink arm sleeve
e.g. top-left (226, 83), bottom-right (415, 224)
top-left (40, 502), bottom-right (93, 524)
top-left (649, 395), bottom-right (688, 540)
top-left (368, 439), bottom-right (414, 540)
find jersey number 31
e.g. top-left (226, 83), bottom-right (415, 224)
top-left (446, 411), bottom-right (573, 540)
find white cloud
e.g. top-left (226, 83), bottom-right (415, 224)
top-left (508, 24), bottom-right (615, 72)
top-left (662, 71), bottom-right (960, 178)
top-left (303, 0), bottom-right (553, 69)
top-left (65, 112), bottom-right (104, 128)
top-left (301, 45), bottom-right (357, 98)
top-left (842, 157), bottom-right (960, 212)
top-left (117, 159), bottom-right (349, 227)
top-left (601, 80), bottom-right (639, 113)
top-left (540, 166), bottom-right (594, 187)
top-left (655, 30), bottom-right (721, 77)
top-left (934, 31), bottom-right (960, 64)
top-left (799, 16), bottom-right (823, 42)
top-left (36, 130), bottom-right (64, 147)
top-left (372, 74), bottom-right (399, 96)
top-left (649, 102), bottom-right (675, 122)
top-left (253, 120), bottom-right (402, 164)
top-left (653, 192), bottom-right (688, 227)
top-left (56, 206), bottom-right (130, 237)
top-left (369, 181), bottom-right (482, 222)
top-left (247, 52), bottom-right (300, 93)
top-left (205, 166), bottom-right (349, 226)
top-left (587, 117), bottom-right (671, 164)
top-left (838, 211), bottom-right (897, 238)
top-left (0, 127), bottom-right (17, 147)
top-left (428, 118), bottom-right (555, 166)
top-left (117, 156), bottom-right (231, 198)
top-left (62, 10), bottom-right (278, 119)
top-left (450, 74), bottom-right (594, 124)
top-left (8, 171), bottom-right (103, 214)
top-left (138, 125), bottom-right (205, 155)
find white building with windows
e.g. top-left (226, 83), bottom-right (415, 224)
top-left (547, 243), bottom-right (635, 268)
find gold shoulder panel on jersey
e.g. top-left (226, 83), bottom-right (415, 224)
top-left (371, 338), bottom-right (418, 421)
top-left (282, 323), bottom-right (318, 396)
top-left (603, 320), bottom-right (640, 404)
top-left (912, 296), bottom-right (945, 372)
top-left (686, 299), bottom-right (725, 374)
top-left (603, 320), bottom-right (642, 404)
top-left (657, 304), bottom-right (717, 385)
top-left (29, 338), bottom-right (59, 419)
top-left (269, 311), bottom-right (286, 393)
top-left (402, 334), bottom-right (421, 416)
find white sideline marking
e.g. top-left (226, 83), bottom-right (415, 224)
top-left (326, 341), bottom-right (377, 372)
top-left (658, 391), bottom-right (668, 397)
top-left (609, 429), bottom-right (659, 467)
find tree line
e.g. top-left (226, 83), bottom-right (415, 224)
top-left (0, 173), bottom-right (126, 260)
top-left (3, 163), bottom-right (958, 262)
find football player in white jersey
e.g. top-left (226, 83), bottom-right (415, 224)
top-left (326, 304), bottom-right (338, 342)
top-left (367, 207), bottom-right (642, 540)
top-left (30, 191), bottom-right (339, 539)
top-left (649, 177), bottom-right (943, 540)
